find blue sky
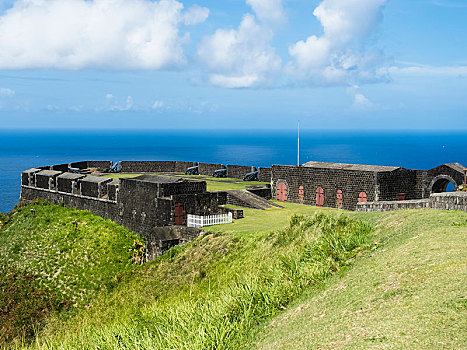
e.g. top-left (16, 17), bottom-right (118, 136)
top-left (0, 0), bottom-right (466, 130)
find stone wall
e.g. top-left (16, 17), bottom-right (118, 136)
top-left (258, 167), bottom-right (271, 182)
top-left (145, 226), bottom-right (202, 261)
top-left (80, 177), bottom-right (112, 198)
top-left (35, 171), bottom-right (62, 190)
top-left (217, 206), bottom-right (244, 219)
top-left (119, 161), bottom-right (196, 173)
top-left (376, 169), bottom-right (423, 201)
top-left (20, 186), bottom-right (121, 222)
top-left (356, 199), bottom-right (431, 212)
top-left (21, 170), bottom-right (221, 260)
top-left (87, 161), bottom-right (113, 170)
top-left (271, 165), bottom-right (376, 211)
top-left (199, 162), bottom-right (225, 176)
top-left (70, 161), bottom-right (88, 169)
top-left (175, 161), bottom-right (198, 173)
top-left (120, 161), bottom-right (177, 173)
top-left (427, 164), bottom-right (465, 193)
top-left (356, 192), bottom-right (467, 212)
top-left (246, 186), bottom-right (271, 199)
top-left (57, 174), bottom-right (85, 193)
top-left (226, 165), bottom-right (257, 179)
top-left (430, 192), bottom-right (467, 211)
top-left (172, 193), bottom-right (220, 225)
top-left (159, 181), bottom-right (206, 197)
top-left (51, 163), bottom-right (70, 172)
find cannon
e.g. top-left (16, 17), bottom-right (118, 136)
top-left (243, 171), bottom-right (258, 181)
top-left (185, 166), bottom-right (199, 175)
top-left (212, 168), bottom-right (227, 178)
top-left (68, 167), bottom-right (82, 174)
top-left (107, 161), bottom-right (120, 173)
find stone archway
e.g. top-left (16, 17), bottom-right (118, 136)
top-left (429, 175), bottom-right (457, 194)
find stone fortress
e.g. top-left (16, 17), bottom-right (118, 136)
top-left (20, 160), bottom-right (467, 259)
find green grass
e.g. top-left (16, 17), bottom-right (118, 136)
top-left (252, 209), bottom-right (467, 349)
top-left (0, 202), bottom-right (143, 314)
top-left (2, 200), bottom-right (466, 349)
top-left (25, 212), bottom-right (373, 350)
top-left (102, 172), bottom-right (268, 192)
top-left (214, 202), bottom-right (335, 234)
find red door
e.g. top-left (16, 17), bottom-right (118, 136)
top-left (398, 193), bottom-right (405, 201)
top-left (299, 186), bottom-right (304, 202)
top-left (358, 192), bottom-right (367, 203)
top-left (316, 187), bottom-right (324, 207)
top-left (174, 204), bottom-right (183, 225)
top-left (337, 190), bottom-right (343, 201)
top-left (276, 182), bottom-right (287, 202)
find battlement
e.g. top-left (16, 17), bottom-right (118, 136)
top-left (20, 159), bottom-right (466, 259)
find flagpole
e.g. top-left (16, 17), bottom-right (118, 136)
top-left (297, 120), bottom-right (300, 166)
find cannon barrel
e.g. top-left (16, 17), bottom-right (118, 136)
top-left (243, 171), bottom-right (258, 181)
top-left (212, 168), bottom-right (227, 178)
top-left (185, 166), bottom-right (199, 175)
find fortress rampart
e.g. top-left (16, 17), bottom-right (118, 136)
top-left (19, 159), bottom-right (466, 259)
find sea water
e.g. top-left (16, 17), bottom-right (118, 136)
top-left (1, 129), bottom-right (466, 213)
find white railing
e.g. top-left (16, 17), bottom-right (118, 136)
top-left (187, 212), bottom-right (233, 228)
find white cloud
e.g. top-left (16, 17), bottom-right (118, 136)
top-left (246, 0), bottom-right (285, 23)
top-left (0, 87), bottom-right (15, 97)
top-left (347, 85), bottom-right (374, 110)
top-left (353, 93), bottom-right (372, 109)
top-left (197, 1), bottom-right (283, 88)
top-left (152, 100), bottom-right (164, 109)
top-left (46, 104), bottom-right (60, 111)
top-left (103, 95), bottom-right (136, 111)
top-left (182, 5), bottom-right (209, 25)
top-left (0, 0), bottom-right (209, 69)
top-left (288, 0), bottom-right (387, 85)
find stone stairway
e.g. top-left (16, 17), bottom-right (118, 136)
top-left (226, 189), bottom-right (283, 210)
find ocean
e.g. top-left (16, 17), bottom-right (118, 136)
top-left (1, 129), bottom-right (466, 213)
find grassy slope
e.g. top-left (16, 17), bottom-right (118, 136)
top-left (28, 205), bottom-right (372, 349)
top-left (252, 209), bottom-right (467, 349)
top-left (2, 201), bottom-right (465, 349)
top-left (0, 203), bottom-right (143, 311)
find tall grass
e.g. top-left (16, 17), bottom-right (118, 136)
top-left (30, 213), bottom-right (373, 350)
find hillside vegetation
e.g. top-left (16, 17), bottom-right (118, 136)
top-left (1, 201), bottom-right (466, 349)
top-left (0, 202), bottom-right (144, 344)
top-left (253, 209), bottom-right (467, 349)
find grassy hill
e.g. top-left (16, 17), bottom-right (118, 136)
top-left (0, 201), bottom-right (144, 344)
top-left (1, 201), bottom-right (466, 349)
top-left (252, 209), bottom-right (467, 349)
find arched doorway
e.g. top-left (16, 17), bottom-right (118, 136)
top-left (358, 192), bottom-right (367, 203)
top-left (316, 187), bottom-right (324, 207)
top-left (430, 175), bottom-right (457, 194)
top-left (336, 190), bottom-right (343, 209)
top-left (276, 182), bottom-right (288, 202)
